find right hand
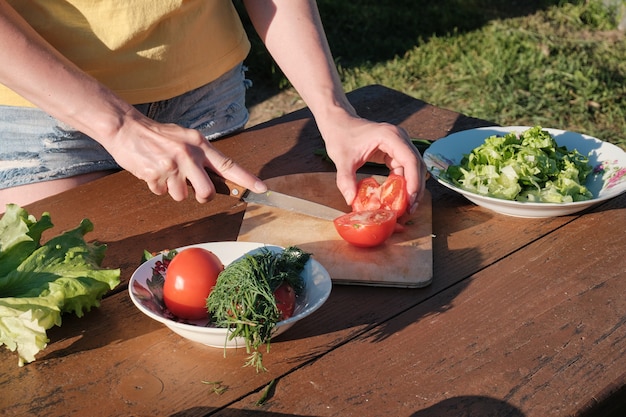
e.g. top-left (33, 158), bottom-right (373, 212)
top-left (106, 109), bottom-right (267, 203)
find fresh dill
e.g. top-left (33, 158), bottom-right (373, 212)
top-left (207, 246), bottom-right (310, 372)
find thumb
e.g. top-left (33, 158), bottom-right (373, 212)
top-left (335, 169), bottom-right (358, 206)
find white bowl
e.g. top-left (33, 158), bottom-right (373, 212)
top-left (424, 126), bottom-right (626, 217)
top-left (129, 241), bottom-right (332, 348)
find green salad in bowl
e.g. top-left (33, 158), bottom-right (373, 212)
top-left (443, 126), bottom-right (593, 203)
top-left (424, 126), bottom-right (626, 217)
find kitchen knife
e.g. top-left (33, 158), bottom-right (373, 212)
top-left (210, 174), bottom-right (346, 221)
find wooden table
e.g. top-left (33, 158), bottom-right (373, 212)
top-left (1, 85), bottom-right (625, 417)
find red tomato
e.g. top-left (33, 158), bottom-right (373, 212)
top-left (352, 177), bottom-right (383, 212)
top-left (273, 282), bottom-right (296, 320)
top-left (163, 248), bottom-right (224, 320)
top-left (379, 174), bottom-right (408, 216)
top-left (351, 174), bottom-right (408, 217)
top-left (333, 209), bottom-right (397, 248)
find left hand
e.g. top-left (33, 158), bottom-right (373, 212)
top-left (242, 0), bottom-right (426, 212)
top-left (318, 112), bottom-right (427, 214)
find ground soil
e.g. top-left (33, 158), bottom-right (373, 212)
top-left (245, 86), bottom-right (304, 128)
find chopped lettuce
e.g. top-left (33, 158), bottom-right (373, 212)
top-left (0, 204), bottom-right (120, 366)
top-left (443, 126), bottom-right (593, 203)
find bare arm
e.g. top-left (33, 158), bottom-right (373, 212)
top-left (0, 1), bottom-right (265, 202)
top-left (243, 0), bottom-right (425, 212)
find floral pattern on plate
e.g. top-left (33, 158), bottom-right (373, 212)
top-left (595, 159), bottom-right (626, 191)
top-left (423, 126), bottom-right (626, 217)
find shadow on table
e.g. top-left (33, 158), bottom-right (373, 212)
top-left (170, 408), bottom-right (307, 417)
top-left (411, 396), bottom-right (525, 417)
top-left (168, 395), bottom-right (524, 417)
top-left (273, 187), bottom-right (486, 363)
top-left (258, 91), bottom-right (489, 349)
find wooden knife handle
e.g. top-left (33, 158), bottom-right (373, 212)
top-left (207, 171), bottom-right (248, 198)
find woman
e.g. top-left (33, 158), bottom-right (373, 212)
top-left (0, 0), bottom-right (425, 213)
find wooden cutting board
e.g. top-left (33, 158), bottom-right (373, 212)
top-left (236, 172), bottom-right (432, 288)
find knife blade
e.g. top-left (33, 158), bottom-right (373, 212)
top-left (210, 174), bottom-right (346, 221)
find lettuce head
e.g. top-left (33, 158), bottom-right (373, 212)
top-left (0, 204), bottom-right (120, 366)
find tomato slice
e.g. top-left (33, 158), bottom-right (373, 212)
top-left (351, 175), bottom-right (408, 217)
top-left (333, 209), bottom-right (397, 248)
top-left (273, 281), bottom-right (296, 320)
top-left (351, 177), bottom-right (383, 212)
top-left (379, 174), bottom-right (408, 216)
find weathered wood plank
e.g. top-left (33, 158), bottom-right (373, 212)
top-left (3, 86), bottom-right (623, 417)
top-left (216, 193), bottom-right (626, 417)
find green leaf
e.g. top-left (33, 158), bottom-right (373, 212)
top-left (0, 204), bottom-right (53, 277)
top-left (0, 207), bottom-right (120, 366)
top-left (443, 126), bottom-right (593, 202)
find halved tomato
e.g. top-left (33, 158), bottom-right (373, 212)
top-left (379, 174), bottom-right (408, 216)
top-left (351, 174), bottom-right (408, 217)
top-left (351, 177), bottom-right (383, 212)
top-left (333, 209), bottom-right (397, 248)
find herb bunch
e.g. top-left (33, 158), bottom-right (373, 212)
top-left (207, 246), bottom-right (310, 371)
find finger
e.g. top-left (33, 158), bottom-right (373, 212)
top-left (379, 128), bottom-right (425, 213)
top-left (185, 167), bottom-right (216, 203)
top-left (388, 164), bottom-right (405, 179)
top-left (402, 151), bottom-right (427, 214)
top-left (205, 149), bottom-right (267, 194)
top-left (140, 156), bottom-right (177, 198)
top-left (147, 178), bottom-right (168, 196)
top-left (166, 175), bottom-right (189, 202)
top-left (335, 168), bottom-right (358, 206)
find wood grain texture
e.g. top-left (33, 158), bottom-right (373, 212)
top-left (2, 86), bottom-right (624, 417)
top-left (237, 173), bottom-right (433, 288)
top-left (216, 193), bottom-right (626, 417)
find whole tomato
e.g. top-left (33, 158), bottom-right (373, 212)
top-left (163, 248), bottom-right (224, 320)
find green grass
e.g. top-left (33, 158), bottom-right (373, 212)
top-left (238, 0), bottom-right (626, 149)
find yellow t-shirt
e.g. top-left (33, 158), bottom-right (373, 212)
top-left (1, 0), bottom-right (251, 107)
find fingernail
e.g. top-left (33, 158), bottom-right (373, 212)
top-left (254, 181), bottom-right (267, 193)
top-left (345, 191), bottom-right (356, 206)
top-left (409, 193), bottom-right (419, 214)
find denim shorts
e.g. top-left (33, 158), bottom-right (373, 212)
top-left (0, 63), bottom-right (251, 189)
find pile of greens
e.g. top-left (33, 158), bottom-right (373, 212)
top-left (443, 126), bottom-right (593, 202)
top-left (0, 204), bottom-right (120, 366)
top-left (207, 246), bottom-right (310, 372)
